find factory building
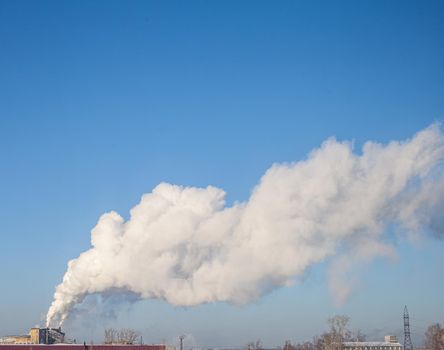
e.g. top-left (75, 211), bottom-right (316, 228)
top-left (0, 328), bottom-right (65, 344)
top-left (0, 329), bottom-right (165, 350)
top-left (343, 336), bottom-right (402, 350)
top-left (0, 345), bottom-right (165, 350)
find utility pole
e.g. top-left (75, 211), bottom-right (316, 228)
top-left (404, 306), bottom-right (414, 350)
top-left (179, 335), bottom-right (185, 350)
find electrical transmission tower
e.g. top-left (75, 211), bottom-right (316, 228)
top-left (179, 335), bottom-right (185, 350)
top-left (404, 306), bottom-right (414, 350)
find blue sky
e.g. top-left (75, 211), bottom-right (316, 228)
top-left (0, 0), bottom-right (443, 347)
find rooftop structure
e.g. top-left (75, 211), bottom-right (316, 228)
top-left (343, 336), bottom-right (402, 350)
top-left (0, 328), bottom-right (65, 345)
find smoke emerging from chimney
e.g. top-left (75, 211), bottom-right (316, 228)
top-left (46, 124), bottom-right (444, 327)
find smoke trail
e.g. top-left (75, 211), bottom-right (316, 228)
top-left (46, 124), bottom-right (444, 326)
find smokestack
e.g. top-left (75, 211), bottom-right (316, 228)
top-left (46, 124), bottom-right (444, 327)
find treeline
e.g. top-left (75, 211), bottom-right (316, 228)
top-left (424, 324), bottom-right (444, 350)
top-left (102, 318), bottom-right (444, 350)
top-left (245, 316), bottom-right (364, 350)
top-left (282, 315), bottom-right (365, 350)
top-left (245, 316), bottom-right (444, 350)
top-left (104, 328), bottom-right (140, 345)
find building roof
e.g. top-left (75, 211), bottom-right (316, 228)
top-left (0, 346), bottom-right (165, 350)
top-left (343, 342), bottom-right (402, 347)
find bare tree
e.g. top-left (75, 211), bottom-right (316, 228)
top-left (350, 330), bottom-right (366, 342)
top-left (246, 339), bottom-right (263, 350)
top-left (295, 341), bottom-right (315, 350)
top-left (328, 315), bottom-right (351, 340)
top-left (105, 328), bottom-right (140, 345)
top-left (425, 323), bottom-right (444, 350)
top-left (283, 340), bottom-right (296, 350)
top-left (321, 332), bottom-right (335, 350)
top-left (118, 329), bottom-right (140, 345)
top-left (324, 315), bottom-right (351, 350)
top-left (284, 316), bottom-right (355, 350)
top-left (313, 335), bottom-right (326, 350)
top-left (104, 328), bottom-right (117, 344)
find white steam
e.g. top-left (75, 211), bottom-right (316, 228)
top-left (47, 124), bottom-right (444, 327)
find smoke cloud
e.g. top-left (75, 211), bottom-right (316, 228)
top-left (47, 124), bottom-right (444, 327)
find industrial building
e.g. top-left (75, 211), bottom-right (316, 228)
top-left (0, 345), bottom-right (166, 350)
top-left (0, 328), bottom-right (65, 344)
top-left (343, 336), bottom-right (402, 350)
top-left (0, 328), bottom-right (166, 350)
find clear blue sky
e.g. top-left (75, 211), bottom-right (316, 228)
top-left (0, 0), bottom-right (443, 347)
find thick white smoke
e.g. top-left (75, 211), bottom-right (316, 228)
top-left (47, 124), bottom-right (444, 327)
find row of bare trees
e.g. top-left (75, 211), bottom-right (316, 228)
top-left (246, 340), bottom-right (263, 350)
top-left (271, 315), bottom-right (365, 350)
top-left (104, 328), bottom-right (140, 345)
top-left (425, 323), bottom-right (444, 350)
top-left (105, 319), bottom-right (443, 349)
top-left (276, 316), bottom-right (444, 350)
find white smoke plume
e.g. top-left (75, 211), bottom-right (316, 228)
top-left (47, 124), bottom-right (444, 327)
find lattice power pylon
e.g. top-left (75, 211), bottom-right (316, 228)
top-left (404, 305), bottom-right (414, 350)
top-left (179, 335), bottom-right (185, 350)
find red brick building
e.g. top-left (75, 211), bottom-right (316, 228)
top-left (0, 345), bottom-right (166, 350)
